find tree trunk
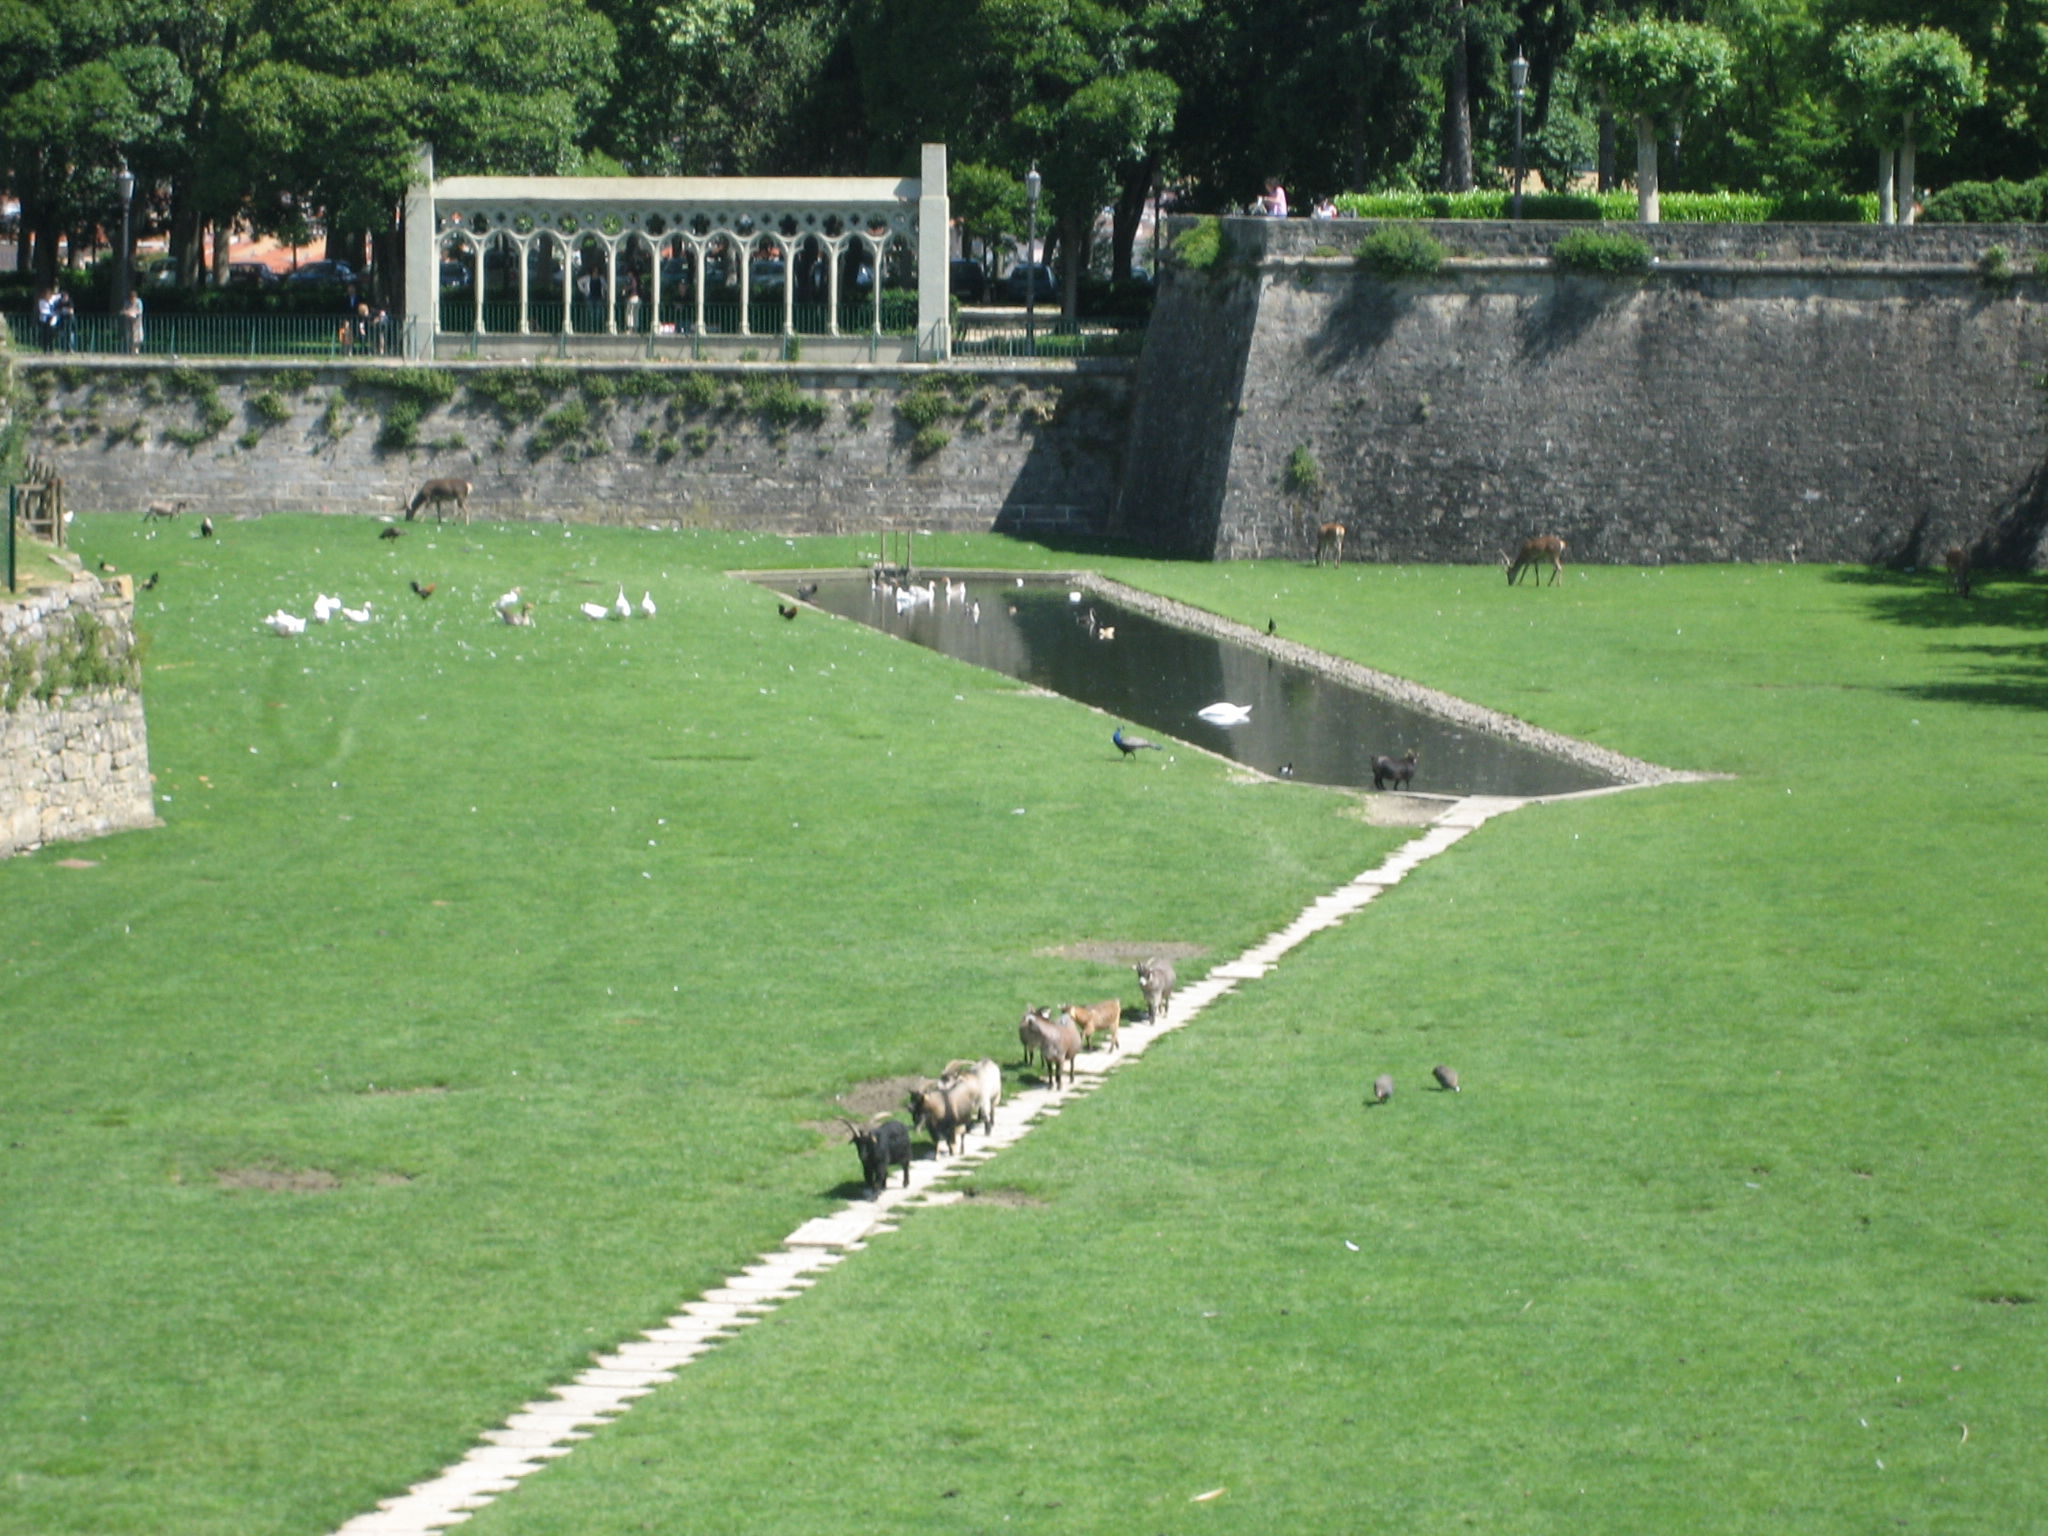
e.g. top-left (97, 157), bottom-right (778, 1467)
top-left (211, 219), bottom-right (232, 285)
top-left (1900, 113), bottom-right (1918, 224)
top-left (1635, 114), bottom-right (1659, 223)
top-left (1441, 1), bottom-right (1473, 192)
top-left (1111, 159), bottom-right (1152, 283)
top-left (1878, 145), bottom-right (1896, 224)
top-left (1597, 110), bottom-right (1617, 192)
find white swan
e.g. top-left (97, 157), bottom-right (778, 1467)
top-left (1197, 702), bottom-right (1252, 725)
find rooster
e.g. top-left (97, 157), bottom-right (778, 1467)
top-left (410, 580), bottom-right (436, 600)
top-left (777, 602), bottom-right (799, 620)
top-left (141, 572), bottom-right (160, 591)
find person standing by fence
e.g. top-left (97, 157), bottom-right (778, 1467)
top-left (121, 289), bottom-right (144, 354)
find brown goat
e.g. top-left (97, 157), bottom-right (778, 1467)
top-left (1062, 997), bottom-right (1122, 1053)
top-left (1021, 1009), bottom-right (1082, 1090)
top-left (941, 1057), bottom-right (1003, 1137)
top-left (1135, 958), bottom-right (1176, 1026)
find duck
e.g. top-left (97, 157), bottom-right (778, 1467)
top-left (312, 594), bottom-right (342, 624)
top-left (340, 602), bottom-right (373, 624)
top-left (613, 585), bottom-right (632, 619)
top-left (506, 602), bottom-right (535, 627)
top-left (1197, 702), bottom-right (1252, 726)
top-left (580, 601), bottom-right (611, 620)
top-left (639, 590), bottom-right (656, 618)
top-left (494, 586), bottom-right (522, 612)
top-left (266, 609), bottom-right (307, 636)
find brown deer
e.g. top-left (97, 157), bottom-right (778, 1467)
top-left (1314, 522), bottom-right (1346, 567)
top-left (1943, 546), bottom-right (1973, 598)
top-left (405, 477), bottom-right (472, 524)
top-left (1503, 535), bottom-right (1566, 586)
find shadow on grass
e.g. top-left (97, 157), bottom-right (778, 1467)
top-left (1827, 567), bottom-right (2048, 710)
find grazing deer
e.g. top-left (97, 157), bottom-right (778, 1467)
top-left (1944, 546), bottom-right (1973, 598)
top-left (1502, 535), bottom-right (1566, 586)
top-left (405, 477), bottom-right (472, 524)
top-left (1315, 522), bottom-right (1346, 567)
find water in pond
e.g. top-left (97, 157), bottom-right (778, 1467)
top-left (768, 574), bottom-right (1619, 798)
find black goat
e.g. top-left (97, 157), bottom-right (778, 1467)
top-left (1372, 749), bottom-right (1418, 791)
top-left (843, 1117), bottom-right (911, 1197)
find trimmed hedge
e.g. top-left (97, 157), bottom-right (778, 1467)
top-left (1922, 178), bottom-right (2048, 224)
top-left (1331, 189), bottom-right (1880, 224)
top-left (1354, 224), bottom-right (1447, 276)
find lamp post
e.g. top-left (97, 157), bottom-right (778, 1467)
top-left (1510, 51), bottom-right (1529, 219)
top-left (114, 159), bottom-right (136, 319)
top-left (1024, 162), bottom-right (1041, 358)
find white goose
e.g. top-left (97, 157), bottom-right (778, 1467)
top-left (494, 586), bottom-right (522, 612)
top-left (613, 585), bottom-right (632, 619)
top-left (639, 590), bottom-right (656, 618)
top-left (580, 601), bottom-right (611, 620)
top-left (312, 593), bottom-right (342, 624)
top-left (339, 602), bottom-right (373, 624)
top-left (266, 609), bottom-right (307, 636)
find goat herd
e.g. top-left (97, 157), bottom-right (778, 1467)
top-left (841, 958), bottom-right (1178, 1198)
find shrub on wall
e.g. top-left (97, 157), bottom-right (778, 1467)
top-left (1174, 216), bottom-right (1227, 271)
top-left (1922, 178), bottom-right (2048, 224)
top-left (1355, 225), bottom-right (1447, 276)
top-left (1552, 229), bottom-right (1654, 275)
top-left (1283, 444), bottom-right (1323, 496)
top-left (1333, 189), bottom-right (1876, 223)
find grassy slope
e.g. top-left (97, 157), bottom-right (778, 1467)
top-left (0, 520), bottom-right (1388, 1536)
top-left (461, 556), bottom-right (2048, 1536)
top-left (6, 531), bottom-right (2044, 1534)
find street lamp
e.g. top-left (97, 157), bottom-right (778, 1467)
top-left (114, 159), bottom-right (136, 319)
top-left (1024, 162), bottom-right (1041, 358)
top-left (1510, 51), bottom-right (1529, 220)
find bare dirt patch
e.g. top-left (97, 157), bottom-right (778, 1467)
top-left (217, 1162), bottom-right (342, 1192)
top-left (1033, 941), bottom-right (1208, 965)
top-left (1346, 794), bottom-right (1453, 828)
top-left (55, 858), bottom-right (100, 869)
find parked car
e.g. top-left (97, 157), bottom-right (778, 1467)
top-left (142, 256), bottom-right (182, 287)
top-left (227, 262), bottom-right (281, 289)
top-left (1000, 262), bottom-right (1057, 304)
top-left (747, 257), bottom-right (786, 296)
top-left (285, 260), bottom-right (358, 287)
top-left (439, 260), bottom-right (473, 290)
top-left (948, 258), bottom-right (988, 303)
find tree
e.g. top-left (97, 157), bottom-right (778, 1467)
top-left (1835, 24), bottom-right (1984, 224)
top-left (1574, 15), bottom-right (1734, 221)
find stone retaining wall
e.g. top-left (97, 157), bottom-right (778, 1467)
top-left (16, 361), bottom-right (1132, 539)
top-left (1, 573), bottom-right (157, 856)
top-left (1117, 250), bottom-right (2048, 568)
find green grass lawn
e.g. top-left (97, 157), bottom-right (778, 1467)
top-left (6, 525), bottom-right (2045, 1534)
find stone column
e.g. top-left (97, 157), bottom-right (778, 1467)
top-left (917, 142), bottom-right (950, 360)
top-left (402, 144), bottom-right (437, 359)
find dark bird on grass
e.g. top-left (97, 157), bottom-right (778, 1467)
top-left (1277, 762), bottom-right (1295, 779)
top-left (379, 526), bottom-right (404, 541)
top-left (778, 602), bottom-right (799, 620)
top-left (141, 572), bottom-right (160, 591)
top-left (795, 580), bottom-right (819, 601)
top-left (1371, 1073), bottom-right (1395, 1105)
top-left (411, 580), bottom-right (436, 599)
top-left (1113, 727), bottom-right (1161, 759)
top-left (1433, 1065), bottom-right (1461, 1093)
top-left (199, 516), bottom-right (215, 538)
top-left (1267, 617), bottom-right (1276, 635)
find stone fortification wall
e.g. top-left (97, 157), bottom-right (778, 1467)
top-left (16, 361), bottom-right (1130, 540)
top-left (1118, 236), bottom-right (2048, 568)
top-left (1, 573), bottom-right (157, 856)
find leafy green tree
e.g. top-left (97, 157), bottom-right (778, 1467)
top-left (1835, 24), bottom-right (1984, 223)
top-left (1575, 15), bottom-right (1734, 221)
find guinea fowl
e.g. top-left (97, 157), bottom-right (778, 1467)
top-left (379, 526), bottom-right (404, 541)
top-left (1433, 1065), bottom-right (1461, 1093)
top-left (1113, 727), bottom-right (1161, 758)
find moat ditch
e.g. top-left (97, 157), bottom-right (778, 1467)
top-left (755, 571), bottom-right (1687, 798)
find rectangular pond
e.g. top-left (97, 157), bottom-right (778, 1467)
top-left (761, 573), bottom-right (1625, 798)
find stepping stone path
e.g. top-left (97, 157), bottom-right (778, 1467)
top-left (333, 795), bottom-right (1525, 1534)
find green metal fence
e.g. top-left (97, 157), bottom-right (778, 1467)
top-left (2, 308), bottom-right (408, 359)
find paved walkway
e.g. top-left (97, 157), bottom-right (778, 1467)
top-left (333, 795), bottom-right (1526, 1535)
